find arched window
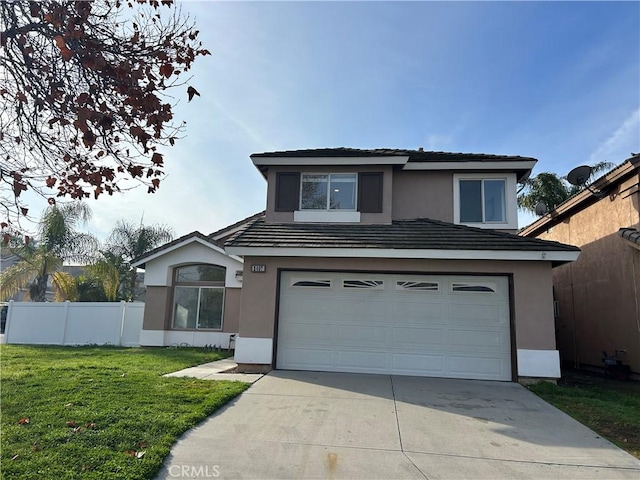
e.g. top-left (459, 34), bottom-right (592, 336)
top-left (172, 264), bottom-right (225, 330)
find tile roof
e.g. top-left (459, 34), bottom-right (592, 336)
top-left (251, 148), bottom-right (537, 163)
top-left (225, 218), bottom-right (579, 252)
top-left (132, 231), bottom-right (213, 266)
top-left (619, 228), bottom-right (640, 245)
top-left (208, 211), bottom-right (266, 242)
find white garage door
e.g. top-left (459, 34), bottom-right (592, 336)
top-left (277, 271), bottom-right (512, 381)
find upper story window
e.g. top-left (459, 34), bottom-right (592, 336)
top-left (453, 173), bottom-right (517, 230)
top-left (301, 173), bottom-right (357, 210)
top-left (460, 179), bottom-right (506, 223)
top-left (274, 171), bottom-right (383, 222)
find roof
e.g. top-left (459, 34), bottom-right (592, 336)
top-left (251, 148), bottom-right (537, 163)
top-left (130, 212), bottom-right (265, 268)
top-left (225, 218), bottom-right (579, 265)
top-left (208, 211), bottom-right (265, 242)
top-left (131, 231), bottom-right (214, 267)
top-left (520, 154), bottom-right (640, 237)
top-left (619, 228), bottom-right (640, 246)
top-left (250, 148), bottom-right (537, 182)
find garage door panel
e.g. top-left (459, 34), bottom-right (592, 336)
top-left (393, 327), bottom-right (445, 347)
top-left (448, 328), bottom-right (507, 349)
top-left (391, 301), bottom-right (445, 322)
top-left (337, 325), bottom-right (389, 345)
top-left (448, 305), bottom-right (508, 327)
top-left (279, 347), bottom-right (335, 368)
top-left (279, 323), bottom-right (334, 344)
top-left (338, 351), bottom-right (388, 370)
top-left (449, 355), bottom-right (509, 379)
top-left (392, 354), bottom-right (445, 375)
top-left (278, 272), bottom-right (511, 381)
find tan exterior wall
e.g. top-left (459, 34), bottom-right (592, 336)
top-left (222, 287), bottom-right (241, 333)
top-left (535, 174), bottom-right (640, 373)
top-left (142, 286), bottom-right (171, 330)
top-left (265, 165), bottom-right (393, 224)
top-left (392, 170), bottom-right (454, 222)
top-left (238, 256), bottom-right (557, 355)
top-left (141, 286), bottom-right (240, 333)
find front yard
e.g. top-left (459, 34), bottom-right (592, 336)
top-left (529, 369), bottom-right (640, 459)
top-left (0, 345), bottom-right (249, 479)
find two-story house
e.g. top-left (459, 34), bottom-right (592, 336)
top-left (133, 148), bottom-right (580, 382)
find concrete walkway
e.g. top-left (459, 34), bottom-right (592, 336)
top-left (156, 370), bottom-right (640, 479)
top-left (163, 357), bottom-right (263, 383)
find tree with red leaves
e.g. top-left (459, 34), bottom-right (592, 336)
top-left (0, 0), bottom-right (209, 231)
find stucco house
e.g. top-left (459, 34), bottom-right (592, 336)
top-left (520, 154), bottom-right (640, 377)
top-left (132, 212), bottom-right (262, 347)
top-left (135, 148), bottom-right (580, 382)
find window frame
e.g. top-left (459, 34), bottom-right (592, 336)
top-left (171, 264), bottom-right (226, 331)
top-left (299, 173), bottom-right (358, 211)
top-left (453, 173), bottom-right (518, 229)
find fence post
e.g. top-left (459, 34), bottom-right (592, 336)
top-left (119, 301), bottom-right (127, 346)
top-left (3, 300), bottom-right (14, 343)
top-left (60, 301), bottom-right (71, 345)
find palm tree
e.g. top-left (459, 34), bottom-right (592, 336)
top-left (105, 220), bottom-right (173, 301)
top-left (518, 161), bottom-right (615, 215)
top-left (0, 203), bottom-right (97, 301)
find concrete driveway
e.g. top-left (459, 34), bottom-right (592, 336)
top-left (157, 371), bottom-right (640, 479)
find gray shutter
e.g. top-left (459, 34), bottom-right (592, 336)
top-left (275, 172), bottom-right (300, 212)
top-left (358, 172), bottom-right (383, 213)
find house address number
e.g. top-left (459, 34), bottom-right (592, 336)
top-left (251, 264), bottom-right (266, 273)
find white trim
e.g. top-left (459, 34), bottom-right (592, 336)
top-left (139, 329), bottom-right (165, 346)
top-left (294, 210), bottom-right (361, 223)
top-left (517, 349), bottom-right (561, 378)
top-left (132, 236), bottom-right (243, 268)
top-left (234, 337), bottom-right (273, 364)
top-left (453, 173), bottom-right (519, 230)
top-left (225, 246), bottom-right (580, 262)
top-left (139, 329), bottom-right (235, 348)
top-left (252, 156), bottom-right (409, 166)
top-left (404, 160), bottom-right (536, 172)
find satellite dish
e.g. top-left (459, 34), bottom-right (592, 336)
top-left (566, 165), bottom-right (593, 186)
top-left (534, 201), bottom-right (549, 216)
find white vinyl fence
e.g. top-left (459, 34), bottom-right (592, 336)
top-left (2, 301), bottom-right (144, 346)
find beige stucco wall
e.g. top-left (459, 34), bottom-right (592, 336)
top-left (238, 256), bottom-right (556, 356)
top-left (265, 165), bottom-right (393, 224)
top-left (222, 287), bottom-right (241, 333)
top-left (141, 285), bottom-right (240, 333)
top-left (535, 174), bottom-right (640, 373)
top-left (392, 170), bottom-right (454, 222)
top-left (142, 286), bottom-right (172, 330)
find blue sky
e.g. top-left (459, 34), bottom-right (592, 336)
top-left (75, 1), bottom-right (639, 239)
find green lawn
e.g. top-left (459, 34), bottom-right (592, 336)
top-left (0, 345), bottom-right (249, 479)
top-left (529, 370), bottom-right (640, 459)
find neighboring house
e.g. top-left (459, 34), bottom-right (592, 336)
top-left (131, 212), bottom-right (264, 347)
top-left (135, 148), bottom-right (581, 382)
top-left (520, 154), bottom-right (640, 376)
